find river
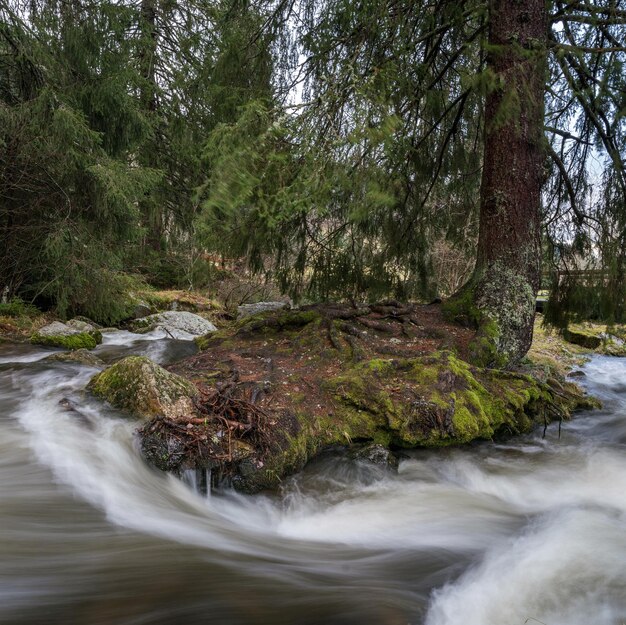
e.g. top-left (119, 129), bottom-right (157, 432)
top-left (1, 331), bottom-right (625, 625)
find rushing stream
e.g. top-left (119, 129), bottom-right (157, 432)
top-left (1, 332), bottom-right (626, 625)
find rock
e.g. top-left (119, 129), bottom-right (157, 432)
top-left (31, 321), bottom-right (102, 350)
top-left (66, 318), bottom-right (97, 333)
top-left (130, 311), bottom-right (217, 338)
top-left (568, 370), bottom-right (586, 378)
top-left (133, 302), bottom-right (153, 319)
top-left (350, 443), bottom-right (399, 470)
top-left (562, 328), bottom-right (602, 349)
top-left (237, 301), bottom-right (289, 319)
top-left (70, 316), bottom-right (102, 329)
top-left (87, 356), bottom-right (198, 420)
top-left (45, 349), bottom-right (105, 367)
top-left (34, 321), bottom-right (79, 337)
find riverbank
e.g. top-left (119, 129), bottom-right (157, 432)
top-left (1, 294), bottom-right (614, 493)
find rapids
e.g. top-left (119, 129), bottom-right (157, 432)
top-left (1, 331), bottom-right (625, 625)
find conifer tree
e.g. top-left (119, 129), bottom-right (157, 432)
top-left (199, 0), bottom-right (626, 366)
top-left (0, 0), bottom-right (156, 322)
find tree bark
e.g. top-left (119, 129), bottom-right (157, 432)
top-left (447, 0), bottom-right (548, 367)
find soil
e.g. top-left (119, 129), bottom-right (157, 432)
top-left (168, 302), bottom-right (476, 425)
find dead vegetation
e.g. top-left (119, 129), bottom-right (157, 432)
top-left (139, 376), bottom-right (283, 476)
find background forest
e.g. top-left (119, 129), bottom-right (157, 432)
top-left (1, 0), bottom-right (625, 327)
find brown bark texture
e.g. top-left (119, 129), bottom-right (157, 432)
top-left (466, 0), bottom-right (548, 367)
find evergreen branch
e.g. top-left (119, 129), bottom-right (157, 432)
top-left (550, 42), bottom-right (626, 53)
top-left (552, 36), bottom-right (626, 198)
top-left (556, 2), bottom-right (626, 21)
top-left (547, 142), bottom-right (602, 227)
top-left (545, 126), bottom-right (592, 145)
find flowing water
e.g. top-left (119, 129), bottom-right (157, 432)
top-left (1, 332), bottom-right (625, 625)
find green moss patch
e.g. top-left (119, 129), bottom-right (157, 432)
top-left (31, 331), bottom-right (100, 350)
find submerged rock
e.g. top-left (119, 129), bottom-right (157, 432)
top-left (130, 311), bottom-right (217, 337)
top-left (350, 443), bottom-right (399, 470)
top-left (45, 349), bottom-right (105, 367)
top-left (31, 321), bottom-right (102, 350)
top-left (87, 356), bottom-right (198, 420)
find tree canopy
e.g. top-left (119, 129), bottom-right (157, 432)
top-left (1, 0), bottom-right (625, 338)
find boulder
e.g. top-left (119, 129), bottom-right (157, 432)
top-left (133, 301), bottom-right (153, 319)
top-left (87, 356), bottom-right (198, 420)
top-left (31, 321), bottom-right (102, 350)
top-left (237, 301), bottom-right (289, 319)
top-left (66, 318), bottom-right (97, 333)
top-left (69, 316), bottom-right (102, 329)
top-left (562, 328), bottom-right (602, 349)
top-left (45, 349), bottom-right (105, 367)
top-left (130, 311), bottom-right (217, 338)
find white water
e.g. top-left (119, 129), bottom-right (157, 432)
top-left (1, 336), bottom-right (625, 625)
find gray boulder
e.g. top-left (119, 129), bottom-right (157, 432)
top-left (36, 321), bottom-right (80, 337)
top-left (237, 301), bottom-right (289, 319)
top-left (130, 311), bottom-right (217, 338)
top-left (31, 321), bottom-right (102, 350)
top-left (66, 318), bottom-right (98, 333)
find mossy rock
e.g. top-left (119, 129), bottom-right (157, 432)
top-left (140, 304), bottom-right (598, 493)
top-left (88, 356), bottom-right (198, 420)
top-left (562, 328), bottom-right (602, 349)
top-left (214, 352), bottom-right (584, 493)
top-left (31, 331), bottom-right (101, 350)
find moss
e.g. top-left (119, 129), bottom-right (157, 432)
top-left (195, 310), bottom-right (321, 351)
top-left (237, 310), bottom-right (321, 335)
top-left (363, 358), bottom-right (395, 375)
top-left (195, 329), bottom-right (232, 350)
top-left (30, 331), bottom-right (100, 350)
top-left (442, 287), bottom-right (481, 327)
top-left (324, 351), bottom-right (557, 450)
top-left (221, 341), bottom-right (597, 492)
top-left (445, 263), bottom-right (537, 368)
top-left (45, 349), bottom-right (105, 367)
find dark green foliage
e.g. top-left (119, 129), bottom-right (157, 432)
top-left (2, 0), bottom-right (626, 335)
top-left (30, 331), bottom-right (100, 350)
top-left (196, 1), bottom-right (485, 302)
top-left (0, 298), bottom-right (39, 317)
top-left (0, 2), bottom-right (158, 323)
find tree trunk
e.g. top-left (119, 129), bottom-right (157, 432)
top-left (446, 0), bottom-right (547, 368)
